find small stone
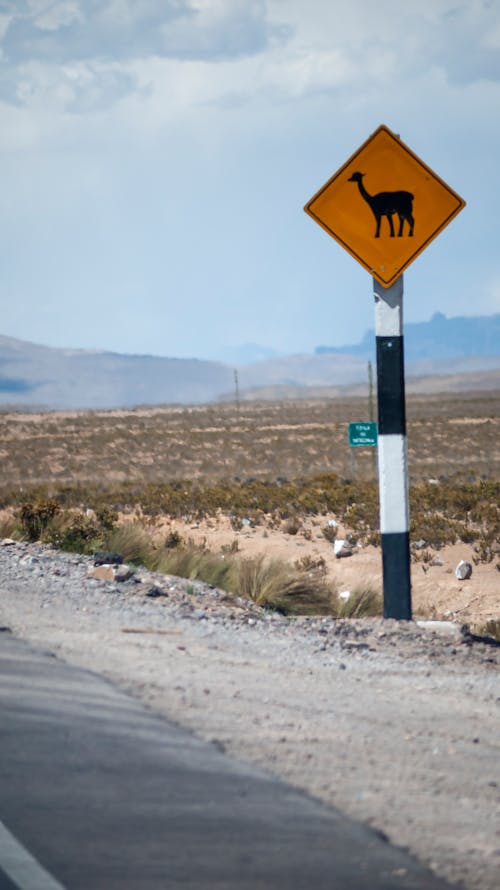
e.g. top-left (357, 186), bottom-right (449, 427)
top-left (0, 538), bottom-right (17, 547)
top-left (87, 564), bottom-right (134, 583)
top-left (455, 560), bottom-right (473, 580)
top-left (88, 565), bottom-right (115, 581)
top-left (145, 586), bottom-right (168, 598)
top-left (416, 620), bottom-right (460, 637)
top-left (114, 565), bottom-right (135, 583)
top-left (342, 640), bottom-right (369, 650)
top-left (414, 539), bottom-right (426, 550)
top-left (93, 551), bottom-right (123, 566)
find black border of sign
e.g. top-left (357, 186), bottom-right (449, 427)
top-left (304, 124), bottom-right (466, 288)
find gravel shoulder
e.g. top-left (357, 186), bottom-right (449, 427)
top-left (0, 540), bottom-right (499, 890)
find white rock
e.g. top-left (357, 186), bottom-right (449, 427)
top-left (416, 620), bottom-right (461, 637)
top-left (455, 560), bottom-right (473, 580)
top-left (334, 539), bottom-right (353, 558)
top-left (339, 590), bottom-right (351, 602)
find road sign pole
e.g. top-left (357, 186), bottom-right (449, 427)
top-left (373, 275), bottom-right (412, 620)
top-left (304, 123), bottom-right (464, 619)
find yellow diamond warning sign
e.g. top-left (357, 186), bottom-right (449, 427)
top-left (304, 125), bottom-right (466, 288)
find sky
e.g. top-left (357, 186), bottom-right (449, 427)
top-left (1, 0), bottom-right (499, 363)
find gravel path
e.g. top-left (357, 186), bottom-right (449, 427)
top-left (1, 539), bottom-right (499, 890)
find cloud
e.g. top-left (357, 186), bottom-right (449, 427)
top-left (0, 57), bottom-right (142, 112)
top-left (0, 0), bottom-right (290, 111)
top-left (269, 0), bottom-right (500, 88)
top-left (1, 0), bottom-right (286, 64)
top-left (432, 1), bottom-right (500, 85)
top-left (2, 0), bottom-right (498, 120)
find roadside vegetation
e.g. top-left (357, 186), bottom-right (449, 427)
top-left (0, 393), bottom-right (498, 623)
top-left (0, 486), bottom-right (385, 617)
top-left (1, 474), bottom-right (498, 558)
top-left (0, 472), bottom-right (498, 619)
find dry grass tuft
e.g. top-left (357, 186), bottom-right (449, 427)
top-left (474, 618), bottom-right (500, 642)
top-left (235, 555), bottom-right (335, 615)
top-left (103, 522), bottom-right (153, 566)
top-left (336, 586), bottom-right (382, 618)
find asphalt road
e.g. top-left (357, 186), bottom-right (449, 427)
top-left (0, 631), bottom-right (453, 890)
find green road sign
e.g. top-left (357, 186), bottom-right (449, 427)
top-left (348, 422), bottom-right (378, 447)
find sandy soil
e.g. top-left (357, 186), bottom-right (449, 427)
top-left (158, 513), bottom-right (499, 626)
top-left (0, 539), bottom-right (498, 890)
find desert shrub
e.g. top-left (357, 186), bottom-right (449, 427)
top-left (20, 498), bottom-right (60, 541)
top-left (294, 554), bottom-right (326, 573)
top-left (95, 506), bottom-right (118, 530)
top-left (43, 511), bottom-right (105, 553)
top-left (410, 512), bottom-right (460, 550)
top-left (342, 499), bottom-right (379, 539)
top-left (322, 523), bottom-right (338, 543)
top-left (164, 530), bottom-right (183, 549)
top-left (24, 504), bottom-right (118, 554)
top-left (471, 530), bottom-right (500, 564)
top-left (283, 516), bottom-right (302, 536)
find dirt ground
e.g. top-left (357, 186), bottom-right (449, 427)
top-left (157, 513), bottom-right (499, 627)
top-left (0, 539), bottom-right (498, 890)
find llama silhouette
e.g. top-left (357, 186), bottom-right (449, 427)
top-left (348, 171), bottom-right (414, 238)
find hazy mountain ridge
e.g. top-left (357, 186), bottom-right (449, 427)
top-left (1, 320), bottom-right (500, 411)
top-left (316, 312), bottom-right (500, 361)
top-left (0, 335), bottom-right (234, 410)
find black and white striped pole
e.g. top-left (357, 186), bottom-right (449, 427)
top-left (373, 274), bottom-right (411, 620)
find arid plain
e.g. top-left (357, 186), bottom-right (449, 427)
top-left (0, 389), bottom-right (498, 627)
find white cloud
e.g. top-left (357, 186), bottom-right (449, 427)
top-left (1, 0), bottom-right (497, 122)
top-left (1, 0), bottom-right (285, 65)
top-left (29, 0), bottom-right (84, 32)
top-left (160, 0), bottom-right (289, 59)
top-left (8, 58), bottom-right (139, 112)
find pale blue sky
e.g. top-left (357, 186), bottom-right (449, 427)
top-left (1, 0), bottom-right (499, 362)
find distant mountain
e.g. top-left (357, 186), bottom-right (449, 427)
top-left (316, 312), bottom-right (500, 361)
top-left (1, 330), bottom-right (499, 412)
top-left (0, 335), bottom-right (234, 410)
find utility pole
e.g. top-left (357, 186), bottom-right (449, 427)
top-left (368, 360), bottom-right (377, 477)
top-left (368, 360), bottom-right (375, 422)
top-left (234, 369), bottom-right (240, 413)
